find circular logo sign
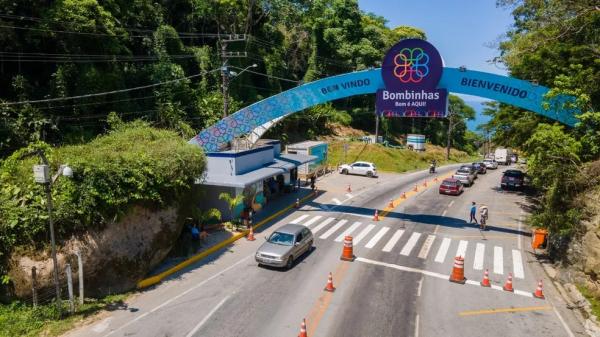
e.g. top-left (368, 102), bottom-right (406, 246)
top-left (381, 39), bottom-right (443, 90)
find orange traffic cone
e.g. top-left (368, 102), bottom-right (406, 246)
top-left (346, 184), bottom-right (352, 193)
top-left (373, 209), bottom-right (380, 221)
top-left (413, 184), bottom-right (419, 192)
top-left (246, 226), bottom-right (256, 241)
top-left (295, 198), bottom-right (300, 208)
top-left (340, 236), bottom-right (355, 261)
top-left (324, 272), bottom-right (335, 292)
top-left (388, 199), bottom-right (394, 208)
top-left (533, 280), bottom-right (545, 299)
top-left (503, 273), bottom-right (514, 292)
top-left (401, 192), bottom-right (407, 199)
top-left (449, 256), bottom-right (466, 284)
top-left (422, 181), bottom-right (428, 187)
top-left (298, 318), bottom-right (308, 337)
top-left (434, 176), bottom-right (439, 182)
top-left (480, 269), bottom-right (491, 287)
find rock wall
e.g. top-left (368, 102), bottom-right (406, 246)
top-left (8, 205), bottom-right (183, 298)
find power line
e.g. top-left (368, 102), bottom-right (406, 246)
top-left (229, 66), bottom-right (300, 83)
top-left (1, 68), bottom-right (220, 106)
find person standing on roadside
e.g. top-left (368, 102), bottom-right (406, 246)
top-left (469, 201), bottom-right (478, 224)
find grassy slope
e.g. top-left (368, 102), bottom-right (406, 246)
top-left (327, 140), bottom-right (479, 173)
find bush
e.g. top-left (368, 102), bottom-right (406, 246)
top-left (0, 122), bottom-right (206, 283)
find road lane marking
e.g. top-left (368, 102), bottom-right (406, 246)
top-left (290, 214), bottom-right (309, 224)
top-left (312, 217), bottom-right (335, 234)
top-left (512, 249), bottom-right (524, 279)
top-left (400, 232), bottom-right (422, 256)
top-left (105, 256), bottom-right (251, 336)
top-left (365, 227), bottom-right (390, 248)
top-left (456, 240), bottom-right (468, 258)
top-left (417, 235), bottom-right (436, 259)
top-left (332, 198), bottom-right (342, 205)
top-left (345, 193), bottom-right (353, 198)
top-left (441, 209), bottom-right (448, 216)
top-left (335, 221), bottom-right (362, 242)
top-left (458, 306), bottom-right (551, 316)
top-left (320, 219), bottom-right (347, 239)
top-left (448, 200), bottom-right (455, 208)
top-left (434, 238), bottom-right (452, 263)
top-left (185, 295), bottom-right (231, 337)
top-left (473, 243), bottom-right (485, 270)
top-left (303, 215), bottom-right (322, 227)
top-left (553, 306), bottom-right (576, 337)
top-left (494, 246), bottom-right (504, 274)
top-left (417, 277), bottom-right (424, 297)
top-left (356, 257), bottom-right (534, 298)
top-left (353, 224), bottom-right (375, 245)
top-left (306, 261), bottom-right (351, 336)
top-left (433, 224), bottom-right (440, 235)
top-left (414, 314), bottom-right (420, 337)
top-left (382, 229), bottom-right (405, 252)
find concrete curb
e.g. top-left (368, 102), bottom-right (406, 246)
top-left (136, 191), bottom-right (318, 289)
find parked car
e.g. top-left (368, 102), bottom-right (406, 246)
top-left (501, 169), bottom-right (525, 190)
top-left (255, 224), bottom-right (313, 269)
top-left (339, 161), bottom-right (378, 177)
top-left (459, 164), bottom-right (478, 179)
top-left (483, 159), bottom-right (498, 169)
top-left (472, 162), bottom-right (487, 174)
top-left (439, 178), bottom-right (464, 195)
top-left (453, 168), bottom-right (475, 186)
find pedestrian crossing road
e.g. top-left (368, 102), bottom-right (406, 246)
top-left (291, 214), bottom-right (526, 280)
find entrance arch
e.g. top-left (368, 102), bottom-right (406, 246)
top-left (190, 67), bottom-right (578, 152)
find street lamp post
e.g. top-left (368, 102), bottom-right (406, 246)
top-left (30, 151), bottom-right (73, 316)
top-left (445, 105), bottom-right (468, 160)
top-left (222, 63), bottom-right (257, 118)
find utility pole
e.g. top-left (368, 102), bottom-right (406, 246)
top-left (220, 34), bottom-right (247, 118)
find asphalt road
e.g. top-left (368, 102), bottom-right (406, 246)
top-left (66, 164), bottom-right (587, 337)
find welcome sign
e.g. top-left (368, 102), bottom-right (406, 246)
top-left (376, 39), bottom-right (448, 117)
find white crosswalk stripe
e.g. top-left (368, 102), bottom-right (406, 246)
top-left (382, 229), bottom-right (405, 252)
top-left (303, 215), bottom-right (322, 227)
top-left (354, 224), bottom-right (375, 245)
top-left (417, 235), bottom-right (436, 259)
top-left (456, 240), bottom-right (468, 259)
top-left (473, 243), bottom-right (485, 270)
top-left (365, 227), bottom-right (390, 249)
top-left (290, 214), bottom-right (309, 224)
top-left (400, 232), bottom-right (422, 256)
top-left (434, 238), bottom-right (452, 263)
top-left (512, 249), bottom-right (524, 279)
top-left (335, 221), bottom-right (362, 242)
top-left (320, 219), bottom-right (347, 239)
top-left (494, 246), bottom-right (504, 275)
top-left (312, 217), bottom-right (335, 234)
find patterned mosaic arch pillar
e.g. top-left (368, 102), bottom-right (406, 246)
top-left (189, 67), bottom-right (578, 152)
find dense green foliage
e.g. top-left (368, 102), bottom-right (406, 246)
top-left (484, 0), bottom-right (599, 246)
top-left (0, 122), bottom-right (205, 281)
top-left (0, 0), bottom-right (476, 157)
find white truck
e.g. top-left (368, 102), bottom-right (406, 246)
top-left (494, 148), bottom-right (513, 165)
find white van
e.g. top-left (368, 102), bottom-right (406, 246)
top-left (494, 148), bottom-right (513, 165)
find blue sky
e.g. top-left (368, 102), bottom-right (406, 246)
top-left (358, 0), bottom-right (515, 130)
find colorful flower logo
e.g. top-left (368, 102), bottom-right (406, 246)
top-left (393, 48), bottom-right (430, 83)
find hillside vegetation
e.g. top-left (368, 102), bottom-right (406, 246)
top-left (0, 121), bottom-right (206, 291)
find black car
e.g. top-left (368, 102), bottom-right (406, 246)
top-left (472, 162), bottom-right (487, 174)
top-left (501, 169), bottom-right (525, 189)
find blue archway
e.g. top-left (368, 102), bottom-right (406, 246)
top-left (190, 67), bottom-right (578, 152)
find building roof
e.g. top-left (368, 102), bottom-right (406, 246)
top-left (278, 153), bottom-right (317, 165)
top-left (286, 140), bottom-right (327, 149)
top-left (200, 158), bottom-right (296, 188)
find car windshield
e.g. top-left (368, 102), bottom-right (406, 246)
top-left (457, 169), bottom-right (470, 174)
top-left (442, 181), bottom-right (457, 187)
top-left (504, 171), bottom-right (524, 177)
top-left (268, 232), bottom-right (295, 246)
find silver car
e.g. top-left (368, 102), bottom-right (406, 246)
top-left (453, 168), bottom-right (475, 186)
top-left (255, 224), bottom-right (314, 269)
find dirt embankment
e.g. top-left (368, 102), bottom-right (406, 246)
top-left (8, 205), bottom-right (183, 299)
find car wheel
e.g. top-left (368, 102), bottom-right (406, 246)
top-left (342, 169), bottom-right (348, 175)
top-left (286, 256), bottom-right (294, 270)
top-left (306, 240), bottom-right (314, 253)
top-left (367, 171), bottom-right (373, 178)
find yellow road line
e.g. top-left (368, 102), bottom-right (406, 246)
top-left (137, 192), bottom-right (317, 289)
top-left (459, 306), bottom-right (552, 316)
